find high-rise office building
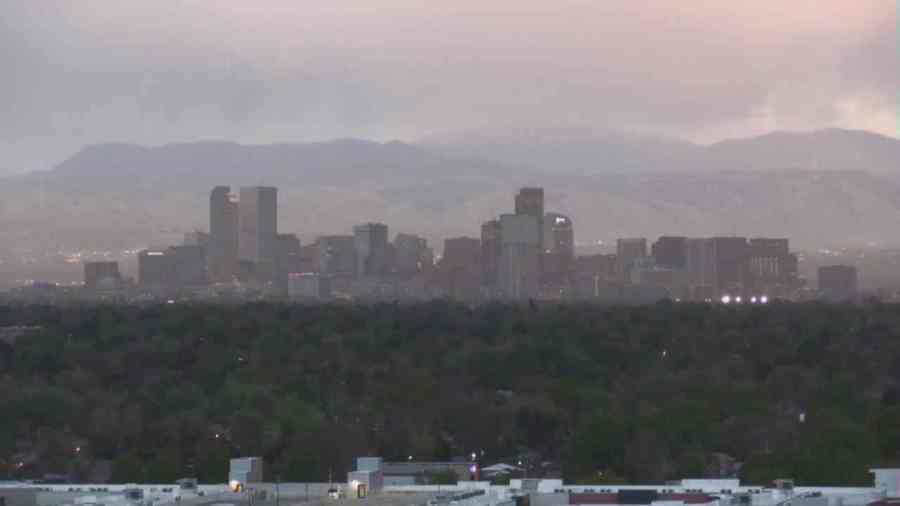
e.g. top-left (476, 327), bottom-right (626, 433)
top-left (542, 213), bottom-right (575, 286)
top-left (209, 186), bottom-right (239, 282)
top-left (238, 186), bottom-right (278, 279)
top-left (297, 244), bottom-right (318, 274)
top-left (818, 265), bottom-right (858, 301)
top-left (543, 213), bottom-right (574, 256)
top-left (170, 245), bottom-right (208, 287)
top-left (84, 261), bottom-right (122, 290)
top-left (274, 234), bottom-right (302, 291)
top-left (711, 237), bottom-right (750, 295)
top-left (315, 235), bottom-right (357, 276)
top-left (138, 246), bottom-right (206, 290)
top-left (481, 219), bottom-right (502, 291)
top-left (354, 223), bottom-right (390, 277)
top-left (515, 187), bottom-right (544, 220)
top-left (684, 237), bottom-right (750, 297)
top-left (443, 237), bottom-right (482, 268)
top-left (748, 238), bottom-right (797, 293)
top-left (685, 238), bottom-right (715, 298)
top-left (515, 187), bottom-right (545, 250)
top-left (394, 233), bottom-right (433, 277)
top-left (617, 238), bottom-right (648, 279)
top-left (440, 237), bottom-right (482, 299)
top-left (138, 249), bottom-right (171, 289)
top-left (652, 236), bottom-right (687, 270)
top-left (499, 213), bottom-right (540, 299)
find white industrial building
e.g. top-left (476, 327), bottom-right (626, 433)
top-left (5, 466), bottom-right (900, 506)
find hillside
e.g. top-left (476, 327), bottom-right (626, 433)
top-left (705, 129), bottom-right (900, 172)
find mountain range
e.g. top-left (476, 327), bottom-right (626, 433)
top-left (421, 127), bottom-right (900, 174)
top-left (2, 128), bottom-right (900, 268)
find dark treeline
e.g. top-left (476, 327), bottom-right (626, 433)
top-left (2, 301), bottom-right (900, 485)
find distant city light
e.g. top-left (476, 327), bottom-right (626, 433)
top-left (761, 296), bottom-right (769, 304)
top-left (750, 296), bottom-right (758, 303)
top-left (721, 295), bottom-right (732, 304)
top-left (735, 296), bottom-right (743, 303)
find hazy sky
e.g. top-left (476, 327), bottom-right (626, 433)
top-left (1, 0), bottom-right (897, 173)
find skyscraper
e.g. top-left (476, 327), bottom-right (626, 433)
top-left (170, 245), bottom-right (208, 287)
top-left (315, 235), bottom-right (358, 276)
top-left (684, 237), bottom-right (750, 297)
top-left (354, 223), bottom-right (390, 277)
top-left (542, 213), bottom-right (575, 287)
top-left (481, 219), bottom-right (502, 292)
top-left (238, 186), bottom-right (278, 279)
top-left (748, 238), bottom-right (797, 294)
top-left (710, 237), bottom-right (750, 295)
top-left (685, 238), bottom-right (715, 298)
top-left (543, 213), bottom-right (574, 257)
top-left (616, 238), bottom-right (648, 279)
top-left (138, 249), bottom-right (171, 289)
top-left (275, 233), bottom-right (303, 291)
top-left (440, 237), bottom-right (482, 299)
top-left (515, 187), bottom-right (544, 219)
top-left (394, 233), bottom-right (433, 277)
top-left (209, 186), bottom-right (238, 282)
top-left (499, 213), bottom-right (540, 299)
top-left (651, 236), bottom-right (687, 270)
top-left (515, 187), bottom-right (545, 248)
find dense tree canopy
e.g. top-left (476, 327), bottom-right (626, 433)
top-left (1, 301), bottom-right (899, 485)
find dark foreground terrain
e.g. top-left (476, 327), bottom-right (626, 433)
top-left (2, 301), bottom-right (900, 484)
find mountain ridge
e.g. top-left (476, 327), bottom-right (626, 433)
top-left (420, 127), bottom-right (900, 174)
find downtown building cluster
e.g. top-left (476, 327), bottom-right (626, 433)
top-left (77, 184), bottom-right (853, 303)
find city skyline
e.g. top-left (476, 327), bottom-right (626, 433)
top-left (58, 183), bottom-right (857, 304)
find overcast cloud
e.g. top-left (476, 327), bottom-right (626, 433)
top-left (1, 0), bottom-right (897, 173)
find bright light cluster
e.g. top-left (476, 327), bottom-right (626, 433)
top-left (721, 294), bottom-right (769, 305)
